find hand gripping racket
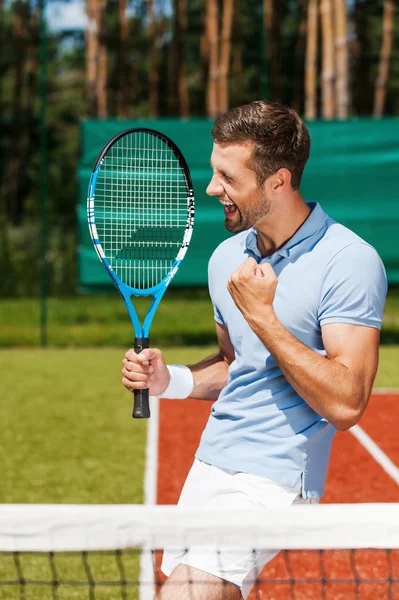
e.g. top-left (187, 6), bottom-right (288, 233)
top-left (87, 129), bottom-right (194, 419)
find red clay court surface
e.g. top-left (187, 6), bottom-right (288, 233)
top-left (156, 393), bottom-right (399, 600)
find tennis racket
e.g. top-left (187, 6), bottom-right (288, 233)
top-left (87, 128), bottom-right (194, 419)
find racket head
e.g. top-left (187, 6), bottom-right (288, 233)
top-left (87, 128), bottom-right (194, 311)
top-left (87, 129), bottom-right (195, 420)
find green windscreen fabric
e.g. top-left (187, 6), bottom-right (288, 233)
top-left (78, 118), bottom-right (399, 289)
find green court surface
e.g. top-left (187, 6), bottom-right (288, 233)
top-left (0, 349), bottom-right (150, 600)
top-left (0, 349), bottom-right (147, 505)
top-left (0, 552), bottom-right (140, 600)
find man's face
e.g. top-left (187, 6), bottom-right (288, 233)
top-left (206, 141), bottom-right (271, 233)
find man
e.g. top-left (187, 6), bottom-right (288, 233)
top-left (121, 101), bottom-right (387, 599)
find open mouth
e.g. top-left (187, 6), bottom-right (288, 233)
top-left (221, 201), bottom-right (238, 218)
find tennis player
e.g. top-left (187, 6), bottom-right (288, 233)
top-left (121, 100), bottom-right (387, 600)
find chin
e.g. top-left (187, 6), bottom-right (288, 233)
top-left (224, 218), bottom-right (245, 233)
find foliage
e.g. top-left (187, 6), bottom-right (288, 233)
top-left (0, 220), bottom-right (76, 296)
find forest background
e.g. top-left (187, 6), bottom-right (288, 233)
top-left (0, 0), bottom-right (397, 302)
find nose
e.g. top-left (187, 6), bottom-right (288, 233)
top-left (206, 173), bottom-right (224, 197)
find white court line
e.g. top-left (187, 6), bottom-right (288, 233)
top-left (372, 388), bottom-right (399, 395)
top-left (139, 396), bottom-right (159, 600)
top-left (350, 424), bottom-right (399, 486)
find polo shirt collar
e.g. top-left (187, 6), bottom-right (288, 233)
top-left (244, 202), bottom-right (328, 260)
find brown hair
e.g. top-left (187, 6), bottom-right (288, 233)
top-left (211, 100), bottom-right (310, 190)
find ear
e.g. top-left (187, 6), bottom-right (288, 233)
top-left (272, 168), bottom-right (291, 192)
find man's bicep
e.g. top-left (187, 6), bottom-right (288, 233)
top-left (321, 322), bottom-right (380, 398)
top-left (216, 322), bottom-right (235, 365)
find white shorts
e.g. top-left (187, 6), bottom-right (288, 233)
top-left (161, 458), bottom-right (317, 599)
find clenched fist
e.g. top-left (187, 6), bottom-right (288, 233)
top-left (122, 348), bottom-right (170, 397)
top-left (227, 257), bottom-right (277, 324)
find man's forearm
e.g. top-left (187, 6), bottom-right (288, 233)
top-left (188, 352), bottom-right (230, 400)
top-left (247, 308), bottom-right (361, 430)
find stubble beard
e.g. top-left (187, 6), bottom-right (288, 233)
top-left (224, 189), bottom-right (271, 233)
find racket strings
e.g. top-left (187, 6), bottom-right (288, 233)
top-left (94, 131), bottom-right (190, 289)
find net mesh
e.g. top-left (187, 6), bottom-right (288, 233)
top-left (92, 131), bottom-right (192, 290)
top-left (1, 504), bottom-right (398, 600)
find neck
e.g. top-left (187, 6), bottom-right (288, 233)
top-left (255, 195), bottom-right (311, 258)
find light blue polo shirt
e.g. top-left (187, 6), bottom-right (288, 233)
top-left (196, 202), bottom-right (387, 499)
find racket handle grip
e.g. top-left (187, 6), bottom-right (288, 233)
top-left (132, 337), bottom-right (151, 419)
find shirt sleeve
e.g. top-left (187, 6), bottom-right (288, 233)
top-left (318, 242), bottom-right (387, 329)
top-left (208, 252), bottom-right (226, 326)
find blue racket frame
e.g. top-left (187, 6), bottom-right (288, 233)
top-left (87, 128), bottom-right (194, 418)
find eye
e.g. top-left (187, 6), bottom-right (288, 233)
top-left (223, 173), bottom-right (233, 184)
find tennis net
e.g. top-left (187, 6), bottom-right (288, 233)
top-left (0, 503), bottom-right (398, 600)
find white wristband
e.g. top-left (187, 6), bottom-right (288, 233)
top-left (159, 364), bottom-right (194, 399)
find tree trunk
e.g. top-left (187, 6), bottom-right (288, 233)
top-left (85, 0), bottom-right (98, 116)
top-left (352, 0), bottom-right (371, 115)
top-left (206, 0), bottom-right (219, 118)
top-left (334, 0), bottom-right (349, 119)
top-left (200, 30), bottom-right (209, 83)
top-left (200, 0), bottom-right (209, 111)
top-left (147, 0), bottom-right (159, 117)
top-left (232, 0), bottom-right (243, 105)
top-left (373, 0), bottom-right (395, 118)
top-left (263, 0), bottom-right (272, 97)
top-left (200, 27), bottom-right (209, 114)
top-left (1, 1), bottom-right (27, 222)
top-left (305, 0), bottom-right (318, 120)
top-left (320, 0), bottom-right (335, 119)
top-left (218, 0), bottom-right (234, 114)
top-left (292, 0), bottom-right (308, 115)
top-left (263, 0), bottom-right (283, 101)
top-left (173, 0), bottom-right (189, 117)
top-left (0, 0), bottom-right (4, 114)
top-left (96, 0), bottom-right (108, 118)
top-left (0, 0), bottom-right (3, 100)
top-left (22, 3), bottom-right (39, 180)
top-left (117, 0), bottom-right (129, 117)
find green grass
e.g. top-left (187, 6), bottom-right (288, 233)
top-left (0, 290), bottom-right (216, 347)
top-left (375, 346), bottom-right (399, 388)
top-left (0, 348), bottom-right (153, 600)
top-left (0, 349), bottom-right (150, 504)
top-left (1, 285), bottom-right (399, 347)
top-left (381, 287), bottom-right (399, 343)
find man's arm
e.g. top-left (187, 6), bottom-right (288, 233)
top-left (249, 314), bottom-right (379, 430)
top-left (188, 322), bottom-right (234, 400)
top-left (227, 258), bottom-right (380, 431)
top-left (122, 322), bottom-right (234, 400)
